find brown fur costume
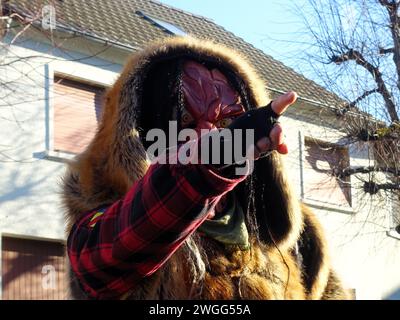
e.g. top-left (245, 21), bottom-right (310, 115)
top-left (63, 36), bottom-right (349, 300)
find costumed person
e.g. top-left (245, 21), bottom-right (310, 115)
top-left (63, 37), bottom-right (349, 300)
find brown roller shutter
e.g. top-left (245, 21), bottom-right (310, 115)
top-left (1, 237), bottom-right (68, 300)
top-left (303, 139), bottom-right (351, 206)
top-left (53, 76), bottom-right (104, 154)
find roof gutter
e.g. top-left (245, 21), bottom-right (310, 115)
top-left (53, 25), bottom-right (141, 52)
top-left (267, 86), bottom-right (336, 110)
top-left (266, 86), bottom-right (372, 119)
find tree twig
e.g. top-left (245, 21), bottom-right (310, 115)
top-left (331, 49), bottom-right (399, 122)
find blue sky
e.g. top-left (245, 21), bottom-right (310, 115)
top-left (159, 0), bottom-right (308, 72)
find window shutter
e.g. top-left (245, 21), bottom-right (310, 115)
top-left (2, 237), bottom-right (67, 300)
top-left (303, 139), bottom-right (351, 206)
top-left (53, 76), bottom-right (104, 154)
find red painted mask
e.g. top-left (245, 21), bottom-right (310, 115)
top-left (181, 60), bottom-right (245, 130)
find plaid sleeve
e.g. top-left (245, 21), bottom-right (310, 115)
top-left (67, 161), bottom-right (246, 299)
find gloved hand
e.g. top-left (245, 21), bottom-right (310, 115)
top-left (251, 91), bottom-right (297, 157)
top-left (206, 91), bottom-right (297, 167)
top-left (226, 102), bottom-right (280, 159)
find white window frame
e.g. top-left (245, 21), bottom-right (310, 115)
top-left (43, 64), bottom-right (109, 162)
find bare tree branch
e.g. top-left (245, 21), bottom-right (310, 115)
top-left (364, 181), bottom-right (400, 194)
top-left (331, 49), bottom-right (399, 122)
top-left (379, 0), bottom-right (400, 92)
top-left (294, 0), bottom-right (400, 224)
top-left (379, 47), bottom-right (395, 55)
top-left (339, 166), bottom-right (399, 177)
top-left (340, 88), bottom-right (380, 114)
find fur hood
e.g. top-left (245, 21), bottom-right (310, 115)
top-left (63, 36), bottom-right (347, 300)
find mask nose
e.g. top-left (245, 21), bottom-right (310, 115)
top-left (181, 60), bottom-right (245, 130)
top-left (197, 120), bottom-right (215, 130)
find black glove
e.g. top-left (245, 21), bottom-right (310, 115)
top-left (203, 102), bottom-right (280, 169)
top-left (227, 102), bottom-right (280, 144)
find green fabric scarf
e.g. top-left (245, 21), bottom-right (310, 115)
top-left (198, 192), bottom-right (250, 251)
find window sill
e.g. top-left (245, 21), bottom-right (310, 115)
top-left (387, 229), bottom-right (400, 240)
top-left (44, 150), bottom-right (76, 162)
top-left (302, 197), bottom-right (355, 214)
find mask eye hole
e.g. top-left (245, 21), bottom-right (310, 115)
top-left (181, 111), bottom-right (194, 127)
top-left (218, 118), bottom-right (233, 128)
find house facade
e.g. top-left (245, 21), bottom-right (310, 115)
top-left (0, 0), bottom-right (399, 300)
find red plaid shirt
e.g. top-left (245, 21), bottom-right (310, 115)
top-left (67, 160), bottom-right (246, 299)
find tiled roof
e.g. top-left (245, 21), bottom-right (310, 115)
top-left (5, 0), bottom-right (341, 107)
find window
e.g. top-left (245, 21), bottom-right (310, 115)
top-left (136, 10), bottom-right (186, 36)
top-left (53, 76), bottom-right (104, 154)
top-left (1, 236), bottom-right (67, 300)
top-left (303, 138), bottom-right (351, 207)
